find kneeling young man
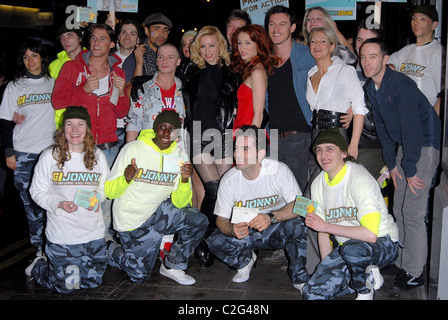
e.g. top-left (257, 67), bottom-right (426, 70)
top-left (303, 128), bottom-right (399, 300)
top-left (206, 125), bottom-right (308, 291)
top-left (105, 110), bottom-right (208, 285)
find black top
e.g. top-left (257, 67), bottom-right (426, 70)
top-left (195, 62), bottom-right (222, 133)
top-left (268, 59), bottom-right (310, 134)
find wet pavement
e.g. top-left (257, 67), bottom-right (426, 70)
top-left (0, 170), bottom-right (427, 306)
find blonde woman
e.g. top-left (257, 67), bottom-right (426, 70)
top-left (182, 26), bottom-right (239, 268)
top-left (302, 6), bottom-right (357, 64)
top-left (306, 27), bottom-right (367, 162)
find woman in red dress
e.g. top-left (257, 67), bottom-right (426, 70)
top-left (230, 24), bottom-right (279, 132)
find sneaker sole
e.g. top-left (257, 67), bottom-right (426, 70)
top-left (159, 265), bottom-right (196, 285)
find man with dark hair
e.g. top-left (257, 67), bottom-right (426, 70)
top-left (50, 25), bottom-right (85, 129)
top-left (226, 9), bottom-right (252, 48)
top-left (264, 5), bottom-right (315, 193)
top-left (360, 37), bottom-right (441, 291)
top-left (124, 13), bottom-right (173, 79)
top-left (262, 5), bottom-right (316, 266)
top-left (206, 125), bottom-right (308, 293)
top-left (113, 19), bottom-right (142, 148)
top-left (388, 4), bottom-right (443, 115)
top-left (353, 19), bottom-right (385, 179)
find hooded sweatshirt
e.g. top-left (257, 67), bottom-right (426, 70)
top-left (52, 49), bottom-right (129, 144)
top-left (105, 129), bottom-right (192, 232)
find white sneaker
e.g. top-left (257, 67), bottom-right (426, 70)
top-left (293, 283), bottom-right (305, 295)
top-left (232, 252), bottom-right (257, 283)
top-left (159, 263), bottom-right (196, 285)
top-left (367, 265), bottom-right (384, 290)
top-left (25, 255), bottom-right (46, 276)
top-left (356, 290), bottom-right (374, 300)
top-left (355, 266), bottom-right (384, 300)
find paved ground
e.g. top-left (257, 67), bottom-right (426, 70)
top-left (0, 170), bottom-right (427, 310)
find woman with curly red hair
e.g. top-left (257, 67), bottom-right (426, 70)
top-left (231, 24), bottom-right (279, 130)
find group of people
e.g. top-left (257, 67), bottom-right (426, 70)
top-left (0, 3), bottom-right (443, 300)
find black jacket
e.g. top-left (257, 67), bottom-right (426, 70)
top-left (181, 59), bottom-right (239, 134)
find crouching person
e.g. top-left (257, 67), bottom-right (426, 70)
top-left (29, 106), bottom-right (110, 294)
top-left (302, 128), bottom-right (399, 300)
top-left (105, 110), bottom-right (208, 285)
top-left (206, 125), bottom-right (309, 292)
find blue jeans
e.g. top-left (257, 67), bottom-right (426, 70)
top-left (302, 236), bottom-right (399, 300)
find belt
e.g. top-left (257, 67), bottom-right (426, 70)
top-left (312, 110), bottom-right (346, 129)
top-left (278, 131), bottom-right (301, 138)
top-left (97, 141), bottom-right (119, 150)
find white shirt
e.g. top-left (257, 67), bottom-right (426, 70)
top-left (30, 148), bottom-right (110, 245)
top-left (0, 77), bottom-right (56, 154)
top-left (389, 40), bottom-right (442, 106)
top-left (214, 158), bottom-right (300, 220)
top-left (311, 162), bottom-right (398, 244)
top-left (306, 56), bottom-right (368, 115)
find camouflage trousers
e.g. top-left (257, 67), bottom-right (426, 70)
top-left (206, 217), bottom-right (309, 284)
top-left (302, 236), bottom-right (399, 300)
top-left (32, 238), bottom-right (107, 294)
top-left (14, 151), bottom-right (46, 252)
top-left (108, 199), bottom-right (208, 283)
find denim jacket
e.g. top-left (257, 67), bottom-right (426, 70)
top-left (127, 72), bottom-right (186, 133)
top-left (266, 40), bottom-right (316, 127)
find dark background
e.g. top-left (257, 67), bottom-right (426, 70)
top-left (1, 0), bottom-right (444, 81)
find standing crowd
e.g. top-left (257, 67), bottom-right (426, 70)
top-left (0, 4), bottom-right (443, 300)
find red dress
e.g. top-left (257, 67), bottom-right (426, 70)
top-left (233, 83), bottom-right (270, 143)
top-left (233, 83), bottom-right (253, 131)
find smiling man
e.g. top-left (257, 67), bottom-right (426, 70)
top-left (205, 125), bottom-right (308, 293)
top-left (264, 5), bottom-right (315, 193)
top-left (360, 38), bottom-right (441, 291)
top-left (52, 23), bottom-right (129, 166)
top-left (105, 110), bottom-right (207, 286)
top-left (302, 128), bottom-right (399, 300)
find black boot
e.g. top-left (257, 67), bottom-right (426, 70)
top-left (194, 180), bottom-right (219, 268)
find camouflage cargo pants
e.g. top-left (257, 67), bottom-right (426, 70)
top-left (206, 217), bottom-right (309, 284)
top-left (14, 151), bottom-right (46, 252)
top-left (32, 238), bottom-right (107, 294)
top-left (302, 236), bottom-right (399, 300)
top-left (108, 199), bottom-right (208, 283)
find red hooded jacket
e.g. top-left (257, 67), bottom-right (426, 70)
top-left (52, 49), bottom-right (129, 144)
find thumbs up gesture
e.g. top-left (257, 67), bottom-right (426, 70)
top-left (124, 158), bottom-right (138, 183)
top-left (83, 71), bottom-right (99, 94)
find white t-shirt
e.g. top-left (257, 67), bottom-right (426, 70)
top-left (0, 76), bottom-right (56, 154)
top-left (311, 162), bottom-right (398, 244)
top-left (30, 148), bottom-right (110, 245)
top-left (214, 158), bottom-right (300, 219)
top-left (306, 56), bottom-right (368, 115)
top-left (389, 40), bottom-right (442, 106)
